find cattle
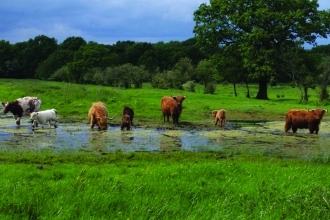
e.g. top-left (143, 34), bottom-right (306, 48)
top-left (30, 109), bottom-right (58, 129)
top-left (121, 114), bottom-right (131, 130)
top-left (2, 96), bottom-right (41, 125)
top-left (284, 108), bottom-right (327, 134)
top-left (123, 106), bottom-right (134, 126)
top-left (88, 102), bottom-right (116, 130)
top-left (161, 95), bottom-right (186, 125)
top-left (212, 109), bottom-right (226, 127)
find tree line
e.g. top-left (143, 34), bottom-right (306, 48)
top-left (1, 0), bottom-right (330, 102)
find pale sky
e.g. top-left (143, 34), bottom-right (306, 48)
top-left (0, 0), bottom-right (329, 47)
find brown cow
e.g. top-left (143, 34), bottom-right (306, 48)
top-left (121, 114), bottom-right (131, 130)
top-left (212, 109), bottom-right (226, 127)
top-left (123, 106), bottom-right (134, 126)
top-left (88, 102), bottom-right (116, 130)
top-left (161, 95), bottom-right (186, 125)
top-left (284, 108), bottom-right (327, 134)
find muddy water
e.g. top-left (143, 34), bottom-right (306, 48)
top-left (1, 117), bottom-right (330, 159)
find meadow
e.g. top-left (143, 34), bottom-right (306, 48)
top-left (0, 79), bottom-right (329, 219)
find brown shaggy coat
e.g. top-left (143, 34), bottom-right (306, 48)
top-left (284, 108), bottom-right (327, 134)
top-left (161, 95), bottom-right (186, 125)
top-left (88, 102), bottom-right (116, 130)
top-left (121, 114), bottom-right (131, 130)
top-left (212, 109), bottom-right (226, 127)
top-left (123, 106), bottom-right (134, 126)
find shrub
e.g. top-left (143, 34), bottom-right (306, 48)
top-left (182, 81), bottom-right (195, 92)
top-left (204, 83), bottom-right (216, 94)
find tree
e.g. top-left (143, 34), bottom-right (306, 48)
top-left (193, 0), bottom-right (330, 99)
top-left (0, 40), bottom-right (15, 78)
top-left (67, 42), bottom-right (111, 83)
top-left (59, 36), bottom-right (87, 51)
top-left (195, 59), bottom-right (218, 87)
top-left (282, 45), bottom-right (320, 102)
top-left (25, 35), bottom-right (58, 78)
top-left (318, 56), bottom-right (330, 101)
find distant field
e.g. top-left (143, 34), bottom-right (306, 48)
top-left (0, 79), bottom-right (326, 125)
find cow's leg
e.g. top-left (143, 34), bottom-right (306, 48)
top-left (90, 118), bottom-right (95, 129)
top-left (215, 118), bottom-right (219, 125)
top-left (16, 117), bottom-right (21, 126)
top-left (292, 127), bottom-right (298, 133)
top-left (54, 120), bottom-right (58, 128)
top-left (284, 123), bottom-right (292, 132)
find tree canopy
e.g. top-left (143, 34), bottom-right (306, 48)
top-left (193, 0), bottom-right (330, 99)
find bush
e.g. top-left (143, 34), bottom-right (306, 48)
top-left (204, 83), bottom-right (216, 94)
top-left (182, 81), bottom-right (195, 92)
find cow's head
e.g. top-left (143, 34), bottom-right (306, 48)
top-left (212, 110), bottom-right (218, 117)
top-left (309, 108), bottom-right (328, 120)
top-left (30, 112), bottom-right (38, 120)
top-left (96, 116), bottom-right (108, 130)
top-left (172, 95), bottom-right (186, 107)
top-left (1, 102), bottom-right (8, 114)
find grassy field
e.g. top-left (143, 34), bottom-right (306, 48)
top-left (0, 79), bottom-right (327, 125)
top-left (0, 79), bottom-right (330, 219)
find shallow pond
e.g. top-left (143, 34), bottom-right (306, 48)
top-left (1, 117), bottom-right (330, 159)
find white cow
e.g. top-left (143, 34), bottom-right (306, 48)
top-left (30, 109), bottom-right (58, 129)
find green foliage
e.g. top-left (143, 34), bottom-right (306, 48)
top-left (204, 82), bottom-right (216, 94)
top-left (193, 0), bottom-right (330, 99)
top-left (182, 80), bottom-right (196, 92)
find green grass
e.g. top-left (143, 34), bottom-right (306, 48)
top-left (0, 151), bottom-right (330, 219)
top-left (0, 79), bottom-right (330, 219)
top-left (0, 79), bottom-right (327, 125)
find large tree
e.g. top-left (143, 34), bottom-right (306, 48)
top-left (193, 0), bottom-right (330, 99)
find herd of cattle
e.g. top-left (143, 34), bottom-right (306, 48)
top-left (0, 96), bottom-right (328, 134)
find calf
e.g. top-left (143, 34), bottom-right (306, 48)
top-left (123, 106), bottom-right (134, 126)
top-left (88, 102), bottom-right (116, 130)
top-left (121, 114), bottom-right (131, 130)
top-left (2, 96), bottom-right (41, 125)
top-left (212, 109), bottom-right (226, 127)
top-left (284, 108), bottom-right (327, 134)
top-left (30, 109), bottom-right (58, 129)
top-left (161, 95), bottom-right (186, 125)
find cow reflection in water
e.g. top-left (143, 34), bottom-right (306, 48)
top-left (121, 131), bottom-right (134, 144)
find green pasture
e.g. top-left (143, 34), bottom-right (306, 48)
top-left (0, 79), bottom-right (330, 219)
top-left (0, 79), bottom-right (327, 125)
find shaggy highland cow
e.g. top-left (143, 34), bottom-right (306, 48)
top-left (88, 102), bottom-right (116, 130)
top-left (120, 114), bottom-right (131, 130)
top-left (284, 108), bottom-right (327, 134)
top-left (212, 109), bottom-right (226, 127)
top-left (161, 95), bottom-right (186, 125)
top-left (123, 106), bottom-right (134, 126)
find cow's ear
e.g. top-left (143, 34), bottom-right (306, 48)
top-left (172, 96), bottom-right (177, 100)
top-left (1, 102), bottom-right (5, 107)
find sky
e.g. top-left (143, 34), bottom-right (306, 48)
top-left (0, 0), bottom-right (330, 48)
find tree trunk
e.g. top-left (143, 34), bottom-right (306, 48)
top-left (256, 79), bottom-right (269, 100)
top-left (303, 86), bottom-right (308, 101)
top-left (246, 82), bottom-right (250, 98)
top-left (233, 83), bottom-right (237, 96)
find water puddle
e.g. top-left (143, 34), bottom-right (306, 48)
top-left (0, 117), bottom-right (330, 159)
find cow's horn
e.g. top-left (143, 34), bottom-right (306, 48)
top-left (324, 109), bottom-right (328, 112)
top-left (108, 115), bottom-right (116, 120)
top-left (309, 109), bottom-right (315, 111)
